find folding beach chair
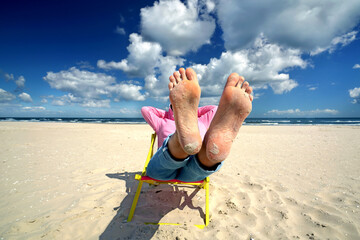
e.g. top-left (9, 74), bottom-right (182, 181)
top-left (127, 133), bottom-right (210, 229)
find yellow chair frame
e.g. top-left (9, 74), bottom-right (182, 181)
top-left (127, 133), bottom-right (210, 229)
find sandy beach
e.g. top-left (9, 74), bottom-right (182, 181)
top-left (0, 122), bottom-right (359, 239)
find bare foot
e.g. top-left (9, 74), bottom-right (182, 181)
top-left (168, 68), bottom-right (202, 155)
top-left (202, 73), bottom-right (253, 164)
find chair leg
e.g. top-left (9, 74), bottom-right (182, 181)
top-left (127, 180), bottom-right (144, 222)
top-left (205, 179), bottom-right (210, 226)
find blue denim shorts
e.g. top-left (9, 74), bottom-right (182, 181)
top-left (146, 134), bottom-right (223, 182)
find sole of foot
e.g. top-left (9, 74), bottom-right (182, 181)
top-left (169, 68), bottom-right (202, 155)
top-left (205, 73), bottom-right (253, 163)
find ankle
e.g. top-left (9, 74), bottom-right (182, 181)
top-left (197, 148), bottom-right (222, 168)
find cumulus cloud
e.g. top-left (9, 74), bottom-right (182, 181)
top-left (349, 87), bottom-right (360, 103)
top-left (217, 0), bottom-right (360, 52)
top-left (51, 94), bottom-right (112, 108)
top-left (311, 31), bottom-right (358, 55)
top-left (44, 67), bottom-right (116, 99)
top-left (52, 98), bottom-right (66, 106)
top-left (15, 76), bottom-right (25, 88)
top-left (18, 92), bottom-right (33, 102)
top-left (140, 0), bottom-right (216, 56)
top-left (98, 34), bottom-right (184, 96)
top-left (191, 36), bottom-right (307, 95)
top-left (98, 34), bottom-right (162, 77)
top-left (4, 73), bottom-right (25, 89)
top-left (353, 64), bottom-right (360, 69)
top-left (267, 108), bottom-right (338, 116)
top-left (0, 88), bottom-right (16, 103)
top-left (199, 96), bottom-right (220, 106)
top-left (43, 67), bottom-right (146, 107)
top-left (97, 0), bottom-right (359, 104)
top-left (202, 0), bottom-right (215, 13)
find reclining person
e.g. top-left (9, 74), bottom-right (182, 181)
top-left (142, 68), bottom-right (253, 182)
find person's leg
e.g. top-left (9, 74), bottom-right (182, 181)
top-left (148, 70), bottom-right (253, 182)
top-left (146, 68), bottom-right (202, 180)
top-left (175, 73), bottom-right (252, 181)
top-left (146, 133), bottom-right (191, 180)
top-left (168, 68), bottom-right (202, 156)
top-left (197, 73), bottom-right (253, 167)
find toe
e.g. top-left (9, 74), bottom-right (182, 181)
top-left (225, 73), bottom-right (240, 87)
top-left (173, 71), bottom-right (181, 83)
top-left (185, 68), bottom-right (197, 81)
top-left (169, 75), bottom-right (176, 85)
top-left (235, 76), bottom-right (245, 88)
top-left (242, 81), bottom-right (249, 90)
top-left (179, 68), bottom-right (187, 81)
top-left (168, 82), bottom-right (174, 91)
top-left (245, 86), bottom-right (253, 95)
top-left (249, 94), bottom-right (254, 102)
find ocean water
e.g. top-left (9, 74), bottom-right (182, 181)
top-left (244, 118), bottom-right (360, 125)
top-left (1, 117), bottom-right (360, 125)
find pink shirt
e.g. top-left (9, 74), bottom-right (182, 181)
top-left (141, 105), bottom-right (218, 148)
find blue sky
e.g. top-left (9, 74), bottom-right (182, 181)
top-left (1, 0), bottom-right (360, 118)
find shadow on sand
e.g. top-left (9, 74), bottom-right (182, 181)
top-left (99, 171), bottom-right (205, 240)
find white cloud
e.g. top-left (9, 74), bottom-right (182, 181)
top-left (309, 109), bottom-right (339, 114)
top-left (307, 85), bottom-right (318, 91)
top-left (0, 88), bottom-right (16, 102)
top-left (268, 109), bottom-right (301, 115)
top-left (353, 64), bottom-right (360, 69)
top-left (199, 96), bottom-right (220, 106)
top-left (108, 83), bottom-right (147, 101)
top-left (311, 31), bottom-right (358, 55)
top-left (267, 108), bottom-right (338, 116)
top-left (44, 67), bottom-right (115, 99)
top-left (52, 99), bottom-right (66, 106)
top-left (191, 36), bottom-right (306, 95)
top-left (140, 0), bottom-right (216, 56)
top-left (98, 34), bottom-right (184, 96)
top-left (349, 87), bottom-right (360, 104)
top-left (22, 106), bottom-right (46, 111)
top-left (4, 73), bottom-right (14, 81)
top-left (93, 0), bottom-right (360, 109)
top-left (76, 61), bottom-right (94, 70)
top-left (115, 26), bottom-right (126, 35)
top-left (15, 76), bottom-right (25, 88)
top-left (43, 67), bottom-right (146, 107)
top-left (81, 99), bottom-right (111, 108)
top-left (18, 92), bottom-right (33, 102)
top-left (217, 0), bottom-right (360, 52)
top-left (203, 0), bottom-right (215, 13)
top-left (98, 34), bottom-right (162, 77)
top-left (4, 73), bottom-right (25, 88)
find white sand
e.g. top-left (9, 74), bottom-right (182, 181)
top-left (0, 122), bottom-right (359, 239)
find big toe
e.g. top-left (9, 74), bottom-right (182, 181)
top-left (225, 73), bottom-right (244, 88)
top-left (185, 68), bottom-right (197, 82)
